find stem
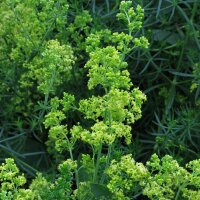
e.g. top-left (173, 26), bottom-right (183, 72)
top-left (68, 145), bottom-right (80, 199)
top-left (36, 67), bottom-right (56, 134)
top-left (100, 144), bottom-right (113, 184)
top-left (106, 145), bottom-right (112, 166)
top-left (64, 135), bottom-right (81, 199)
top-left (175, 183), bottom-right (187, 200)
top-left (93, 144), bottom-right (102, 183)
top-left (123, 9), bottom-right (132, 36)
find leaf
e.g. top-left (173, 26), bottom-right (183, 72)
top-left (166, 85), bottom-right (176, 114)
top-left (90, 183), bottom-right (112, 198)
top-left (152, 29), bottom-right (181, 45)
top-left (156, 0), bottom-right (163, 19)
top-left (169, 71), bottom-right (194, 77)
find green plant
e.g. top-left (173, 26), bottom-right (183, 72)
top-left (128, 0), bottom-right (200, 162)
top-left (0, 158), bottom-right (30, 200)
top-left (1, 153), bottom-right (199, 199)
top-left (43, 1), bottom-right (147, 198)
top-left (0, 158), bottom-right (76, 200)
top-left (106, 154), bottom-right (200, 200)
top-left (0, 0), bottom-right (200, 199)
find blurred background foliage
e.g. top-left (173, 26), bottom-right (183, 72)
top-left (0, 0), bottom-right (200, 178)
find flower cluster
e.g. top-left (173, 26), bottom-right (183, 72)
top-left (0, 158), bottom-right (29, 199)
top-left (44, 93), bottom-right (75, 153)
top-left (183, 159), bottom-right (200, 199)
top-left (106, 154), bottom-right (149, 199)
top-left (85, 29), bottom-right (112, 53)
top-left (79, 88), bottom-right (146, 124)
top-left (22, 40), bottom-right (75, 94)
top-left (143, 154), bottom-right (189, 200)
top-left (106, 154), bottom-right (200, 200)
top-left (0, 0), bottom-right (73, 119)
top-left (85, 46), bottom-right (131, 90)
top-left (71, 121), bottom-right (131, 147)
top-left (29, 159), bottom-right (75, 200)
top-left (0, 158), bottom-right (75, 200)
top-left (1, 0), bottom-right (69, 61)
top-left (142, 154), bottom-right (200, 200)
top-left (67, 10), bottom-right (93, 52)
top-left (44, 1), bottom-right (147, 153)
top-left (117, 1), bottom-right (144, 34)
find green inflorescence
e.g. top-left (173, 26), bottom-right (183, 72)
top-left (1, 0), bottom-right (199, 199)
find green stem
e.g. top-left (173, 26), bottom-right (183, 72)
top-left (36, 67), bottom-right (56, 134)
top-left (175, 183), bottom-right (187, 200)
top-left (106, 145), bottom-right (112, 166)
top-left (68, 146), bottom-right (80, 199)
top-left (64, 136), bottom-right (80, 199)
top-left (123, 10), bottom-right (132, 36)
top-left (93, 144), bottom-right (102, 183)
top-left (100, 144), bottom-right (113, 184)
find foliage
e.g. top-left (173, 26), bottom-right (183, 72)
top-left (0, 0), bottom-right (200, 199)
top-left (1, 155), bottom-right (199, 199)
top-left (106, 154), bottom-right (200, 200)
top-left (0, 158), bottom-right (76, 200)
top-left (0, 158), bottom-right (31, 200)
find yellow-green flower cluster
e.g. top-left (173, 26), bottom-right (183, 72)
top-left (182, 159), bottom-right (200, 200)
top-left (142, 154), bottom-right (200, 200)
top-left (115, 1), bottom-right (149, 49)
top-left (44, 111), bottom-right (66, 128)
top-left (134, 36), bottom-right (149, 49)
top-left (79, 88), bottom-right (146, 124)
top-left (85, 29), bottom-right (112, 53)
top-left (44, 93), bottom-right (75, 128)
top-left (44, 93), bottom-right (75, 153)
top-left (22, 40), bottom-right (75, 94)
top-left (0, 158), bottom-right (31, 199)
top-left (81, 154), bottom-right (94, 171)
top-left (43, 0), bottom-right (148, 153)
top-left (106, 154), bottom-right (149, 199)
top-left (183, 189), bottom-right (200, 200)
top-left (112, 32), bottom-right (133, 51)
top-left (58, 159), bottom-right (77, 173)
top-left (0, 158), bottom-right (26, 191)
top-left (29, 159), bottom-right (75, 200)
top-left (85, 46), bottom-right (132, 90)
top-left (47, 125), bottom-right (70, 153)
top-left (106, 154), bottom-right (200, 200)
top-left (71, 121), bottom-right (131, 147)
top-left (67, 10), bottom-right (93, 52)
top-left (0, 0), bottom-right (69, 61)
top-left (143, 154), bottom-right (189, 199)
top-left (1, 155), bottom-right (200, 200)
top-left (0, 0), bottom-right (72, 118)
top-left (117, 1), bottom-right (144, 34)
top-left (69, 1), bottom-right (148, 150)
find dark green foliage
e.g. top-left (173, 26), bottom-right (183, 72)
top-left (0, 0), bottom-right (200, 199)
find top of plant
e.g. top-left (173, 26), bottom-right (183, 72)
top-left (117, 1), bottom-right (144, 35)
top-left (85, 46), bottom-right (132, 90)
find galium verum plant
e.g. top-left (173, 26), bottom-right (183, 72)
top-left (44, 1), bottom-right (147, 198)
